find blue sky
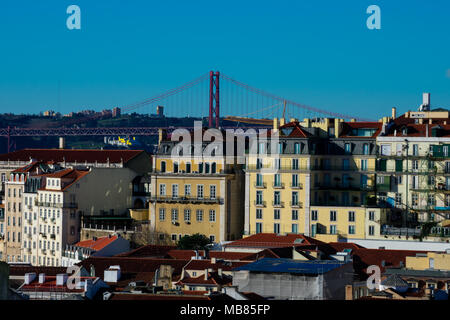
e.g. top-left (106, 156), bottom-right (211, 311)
top-left (0, 0), bottom-right (449, 120)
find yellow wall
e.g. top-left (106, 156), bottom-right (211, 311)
top-left (406, 252), bottom-right (450, 271)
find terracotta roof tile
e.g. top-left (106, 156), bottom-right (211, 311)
top-left (74, 235), bottom-right (118, 251)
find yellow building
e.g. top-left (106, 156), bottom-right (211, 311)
top-left (245, 118), bottom-right (386, 241)
top-left (149, 128), bottom-right (245, 244)
top-left (406, 251), bottom-right (450, 271)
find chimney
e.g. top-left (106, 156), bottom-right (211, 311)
top-left (211, 257), bottom-right (216, 264)
top-left (38, 273), bottom-right (45, 284)
top-left (56, 274), bottom-right (68, 286)
top-left (59, 137), bottom-right (65, 149)
top-left (279, 118), bottom-right (285, 127)
top-left (24, 273), bottom-right (36, 285)
top-left (104, 265), bottom-right (121, 283)
top-left (423, 92), bottom-right (430, 108)
top-left (218, 268), bottom-right (223, 277)
top-left (391, 107), bottom-right (397, 119)
top-left (273, 118), bottom-right (279, 133)
top-left (204, 269), bottom-right (209, 280)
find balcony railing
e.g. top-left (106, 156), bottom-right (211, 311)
top-left (254, 200), bottom-right (266, 207)
top-left (254, 182), bottom-right (267, 189)
top-left (149, 196), bottom-right (223, 204)
top-left (272, 201), bottom-right (284, 208)
top-left (290, 183), bottom-right (303, 189)
top-left (290, 201), bottom-right (303, 208)
top-left (272, 182), bottom-right (285, 189)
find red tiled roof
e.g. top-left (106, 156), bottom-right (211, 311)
top-left (0, 149), bottom-right (146, 164)
top-left (74, 235), bottom-right (118, 251)
top-left (384, 123), bottom-right (450, 137)
top-left (177, 272), bottom-right (232, 286)
top-left (115, 245), bottom-right (176, 258)
top-left (9, 266), bottom-right (67, 276)
top-left (279, 121), bottom-right (310, 138)
top-left (339, 122), bottom-right (382, 138)
top-left (78, 257), bottom-right (189, 277)
top-left (350, 248), bottom-right (427, 275)
top-left (38, 169), bottom-right (90, 191)
top-left (20, 276), bottom-right (97, 293)
top-left (225, 233), bottom-right (325, 249)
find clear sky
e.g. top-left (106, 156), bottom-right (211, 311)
top-left (0, 0), bottom-right (449, 120)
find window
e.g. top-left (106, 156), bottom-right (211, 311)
top-left (256, 223), bottom-right (262, 234)
top-left (369, 226), bottom-right (375, 236)
top-left (292, 192), bottom-right (298, 206)
top-left (210, 185), bottom-right (216, 199)
top-left (294, 143), bottom-right (301, 154)
top-left (363, 143), bottom-right (369, 155)
top-left (395, 193), bottom-right (402, 208)
top-left (197, 185), bottom-right (204, 199)
top-left (185, 184), bottom-right (191, 196)
top-left (292, 174), bottom-right (298, 187)
top-left (209, 210), bottom-right (216, 222)
top-left (256, 173), bottom-right (263, 187)
top-left (256, 209), bottom-right (263, 219)
top-left (330, 225), bottom-right (337, 234)
top-left (184, 209), bottom-right (191, 222)
top-left (274, 174), bottom-right (281, 187)
top-left (159, 208), bottom-right (165, 221)
top-left (274, 223), bottom-right (280, 234)
top-left (160, 161), bottom-right (166, 173)
top-left (412, 144), bottom-right (419, 156)
top-left (171, 234), bottom-right (177, 241)
top-left (361, 159), bottom-right (368, 171)
top-left (292, 224), bottom-right (298, 234)
top-left (186, 162), bottom-right (191, 173)
top-left (330, 211), bottom-right (337, 221)
top-left (172, 184), bottom-right (178, 198)
top-left (348, 211), bottom-right (355, 222)
top-left (205, 163), bottom-right (210, 174)
top-left (211, 162), bottom-right (216, 174)
top-left (342, 159), bottom-right (350, 170)
top-left (256, 191), bottom-right (263, 205)
top-left (311, 210), bottom-right (318, 221)
top-left (274, 209), bottom-right (280, 220)
top-left (171, 209), bottom-right (178, 221)
top-left (159, 184), bottom-right (166, 196)
top-left (344, 143), bottom-right (351, 154)
top-left (273, 191), bottom-right (281, 205)
top-left (196, 209), bottom-right (203, 221)
top-left (368, 211), bottom-right (375, 221)
top-left (292, 210), bottom-right (298, 220)
top-left (209, 235), bottom-right (215, 243)
top-left (292, 159), bottom-right (299, 170)
top-left (412, 194), bottom-right (418, 207)
top-left (258, 142), bottom-right (265, 154)
top-left (412, 160), bottom-right (419, 171)
top-left (173, 162), bottom-right (179, 173)
top-left (348, 225), bottom-right (355, 235)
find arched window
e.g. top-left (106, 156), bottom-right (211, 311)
top-left (211, 162), bottom-right (217, 174)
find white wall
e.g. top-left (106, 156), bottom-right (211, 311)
top-left (346, 238), bottom-right (450, 252)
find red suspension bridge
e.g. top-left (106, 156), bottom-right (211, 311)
top-left (1, 71), bottom-right (374, 152)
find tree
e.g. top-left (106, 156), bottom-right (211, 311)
top-left (176, 233), bottom-right (211, 250)
top-left (129, 223), bottom-right (171, 248)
